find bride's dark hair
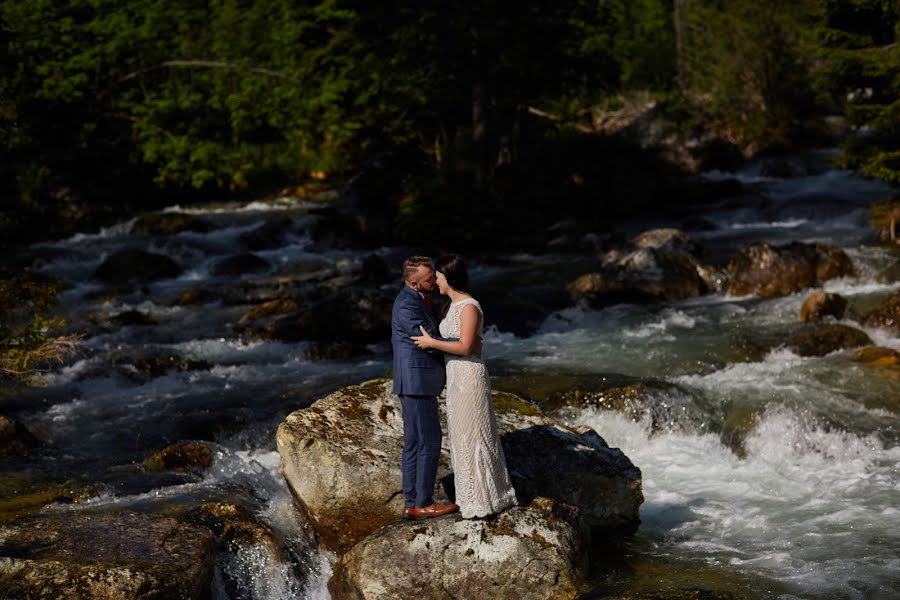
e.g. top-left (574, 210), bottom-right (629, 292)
top-left (434, 254), bottom-right (470, 294)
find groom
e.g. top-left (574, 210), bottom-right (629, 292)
top-left (391, 256), bottom-right (461, 521)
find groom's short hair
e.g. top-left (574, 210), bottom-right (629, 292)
top-left (403, 255), bottom-right (433, 281)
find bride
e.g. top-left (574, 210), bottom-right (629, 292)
top-left (411, 254), bottom-right (517, 518)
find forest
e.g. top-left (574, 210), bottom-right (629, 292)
top-left (1, 0), bottom-right (897, 248)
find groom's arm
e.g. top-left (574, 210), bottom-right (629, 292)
top-left (397, 301), bottom-right (455, 357)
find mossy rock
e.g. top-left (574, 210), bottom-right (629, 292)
top-left (0, 511), bottom-right (215, 599)
top-left (132, 212), bottom-right (215, 236)
top-left (0, 476), bottom-right (100, 522)
top-left (143, 442), bottom-right (214, 473)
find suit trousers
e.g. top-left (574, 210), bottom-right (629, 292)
top-left (399, 394), bottom-right (442, 508)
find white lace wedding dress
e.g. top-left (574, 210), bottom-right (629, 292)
top-left (439, 298), bottom-right (517, 518)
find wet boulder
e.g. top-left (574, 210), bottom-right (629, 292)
top-left (240, 287), bottom-right (392, 344)
top-left (727, 242), bottom-right (854, 298)
top-left (786, 323), bottom-right (872, 357)
top-left (132, 212), bottom-right (214, 236)
top-left (275, 379), bottom-right (642, 554)
top-left (330, 498), bottom-right (583, 600)
top-left (855, 346), bottom-right (900, 366)
top-left (568, 229), bottom-right (723, 307)
top-left (94, 250), bottom-right (182, 284)
top-left (212, 253), bottom-right (271, 277)
top-left (493, 371), bottom-right (703, 434)
top-left (863, 290), bottom-right (900, 335)
top-left (799, 290), bottom-right (847, 322)
top-left (0, 511), bottom-right (215, 599)
top-left (0, 415), bottom-right (39, 460)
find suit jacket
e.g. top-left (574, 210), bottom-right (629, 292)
top-left (391, 286), bottom-right (448, 396)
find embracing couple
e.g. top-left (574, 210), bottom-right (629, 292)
top-left (391, 255), bottom-right (517, 521)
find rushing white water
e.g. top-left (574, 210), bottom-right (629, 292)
top-left (7, 157), bottom-right (899, 598)
top-left (566, 406), bottom-right (900, 599)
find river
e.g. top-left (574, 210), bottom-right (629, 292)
top-left (6, 150), bottom-right (899, 599)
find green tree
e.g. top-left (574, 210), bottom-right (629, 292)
top-left (812, 0), bottom-right (900, 185)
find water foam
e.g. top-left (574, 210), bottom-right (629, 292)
top-left (565, 405), bottom-right (900, 598)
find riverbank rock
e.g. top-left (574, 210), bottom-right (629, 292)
top-left (275, 379), bottom-right (642, 554)
top-left (568, 229), bottom-right (722, 307)
top-left (727, 242), bottom-right (854, 298)
top-left (239, 217), bottom-right (294, 251)
top-left (330, 498), bottom-right (583, 600)
top-left (0, 511), bottom-right (215, 599)
top-left (862, 290), bottom-right (900, 335)
top-left (0, 415), bottom-right (39, 459)
top-left (800, 290), bottom-right (847, 321)
top-left (787, 323), bottom-right (872, 356)
top-left (94, 249), bottom-right (182, 284)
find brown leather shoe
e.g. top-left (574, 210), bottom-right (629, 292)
top-left (401, 507), bottom-right (415, 520)
top-left (407, 502), bottom-right (459, 521)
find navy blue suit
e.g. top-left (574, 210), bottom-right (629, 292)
top-left (391, 286), bottom-right (450, 508)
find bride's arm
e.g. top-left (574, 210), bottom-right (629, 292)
top-left (411, 303), bottom-right (480, 356)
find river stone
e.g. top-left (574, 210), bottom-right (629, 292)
top-left (329, 498), bottom-right (583, 600)
top-left (799, 290), bottom-right (847, 322)
top-left (855, 346), bottom-right (900, 366)
top-left (862, 290), bottom-right (900, 335)
top-left (0, 511), bottom-right (215, 599)
top-left (132, 212), bottom-right (214, 236)
top-left (94, 250), bottom-right (182, 284)
top-left (276, 379), bottom-right (642, 554)
top-left (0, 415), bottom-right (39, 459)
top-left (568, 229), bottom-right (722, 307)
top-left (786, 323), bottom-right (872, 357)
top-left (727, 242), bottom-right (854, 298)
top-left (143, 442), bottom-right (214, 473)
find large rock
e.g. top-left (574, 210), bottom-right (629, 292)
top-left (863, 290), bottom-right (900, 335)
top-left (786, 323), bottom-right (872, 357)
top-left (330, 498), bottom-right (583, 600)
top-left (276, 379), bottom-right (642, 554)
top-left (727, 242), bottom-right (854, 298)
top-left (799, 290), bottom-right (847, 322)
top-left (568, 229), bottom-right (723, 307)
top-left (239, 287), bottom-right (392, 344)
top-left (0, 511), bottom-right (215, 599)
top-left (94, 250), bottom-right (182, 284)
top-left (493, 371), bottom-right (703, 434)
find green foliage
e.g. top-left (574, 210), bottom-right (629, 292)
top-left (0, 272), bottom-right (79, 385)
top-left (0, 0), bottom-right (898, 246)
top-left (678, 0), bottom-right (819, 147)
top-left (811, 0), bottom-right (900, 184)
